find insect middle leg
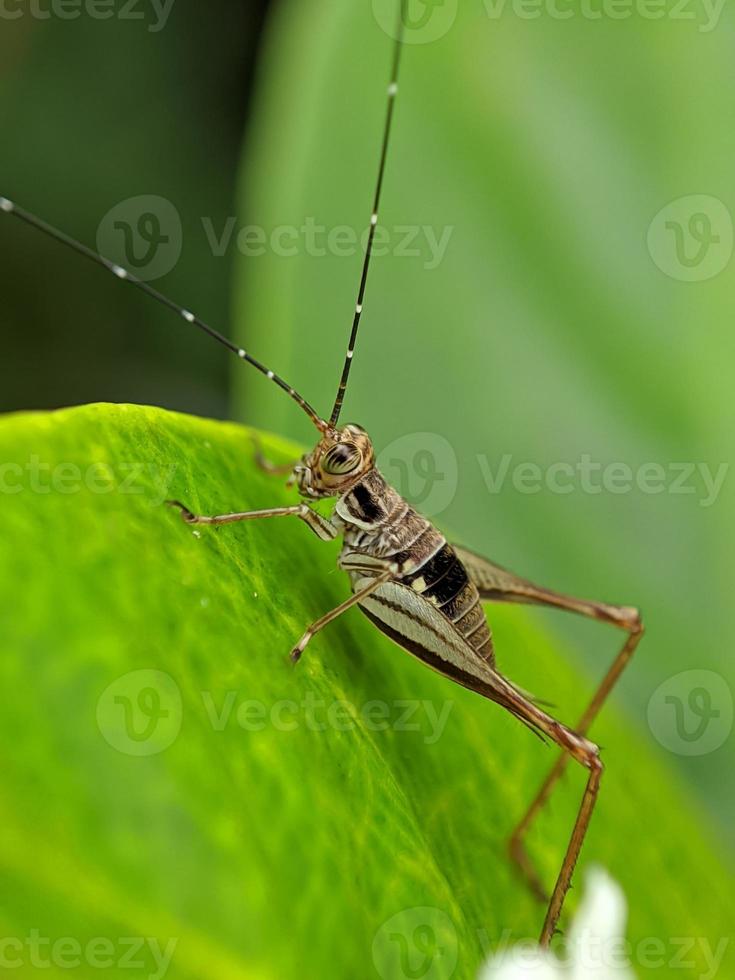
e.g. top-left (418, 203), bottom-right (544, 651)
top-left (290, 552), bottom-right (408, 663)
top-left (290, 570), bottom-right (393, 663)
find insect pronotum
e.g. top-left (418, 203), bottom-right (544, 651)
top-left (2, 0), bottom-right (644, 949)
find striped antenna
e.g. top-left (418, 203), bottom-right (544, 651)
top-left (328, 2), bottom-right (405, 428)
top-left (0, 196), bottom-right (327, 432)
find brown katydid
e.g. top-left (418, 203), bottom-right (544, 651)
top-left (0, 0), bottom-right (643, 948)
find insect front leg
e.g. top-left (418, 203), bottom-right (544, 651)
top-left (290, 569), bottom-right (393, 663)
top-left (166, 500), bottom-right (338, 541)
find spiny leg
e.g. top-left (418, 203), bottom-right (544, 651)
top-left (452, 545), bottom-right (644, 904)
top-left (508, 617), bottom-right (643, 903)
top-left (290, 570), bottom-right (392, 663)
top-left (540, 753), bottom-right (603, 945)
top-left (487, 676), bottom-right (605, 947)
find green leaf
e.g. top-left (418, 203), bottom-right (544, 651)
top-left (1, 403), bottom-right (732, 979)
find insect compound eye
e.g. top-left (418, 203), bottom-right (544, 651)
top-left (322, 442), bottom-right (362, 476)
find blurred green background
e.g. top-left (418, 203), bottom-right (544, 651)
top-left (0, 0), bottom-right (268, 417)
top-left (1, 0), bottom-right (733, 960)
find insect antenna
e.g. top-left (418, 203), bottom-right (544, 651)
top-left (0, 197), bottom-right (327, 431)
top-left (328, 3), bottom-right (406, 428)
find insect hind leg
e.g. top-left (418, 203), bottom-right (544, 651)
top-left (508, 618), bottom-right (643, 905)
top-left (452, 546), bottom-right (644, 906)
top-left (490, 681), bottom-right (605, 947)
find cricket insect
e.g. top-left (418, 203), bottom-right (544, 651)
top-left (2, 2), bottom-right (644, 948)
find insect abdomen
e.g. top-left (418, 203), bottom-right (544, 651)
top-left (405, 545), bottom-right (493, 661)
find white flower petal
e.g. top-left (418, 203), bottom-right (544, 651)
top-left (570, 867), bottom-right (628, 944)
top-left (569, 867), bottom-right (635, 980)
top-left (479, 868), bottom-right (637, 980)
top-left (479, 947), bottom-right (561, 980)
